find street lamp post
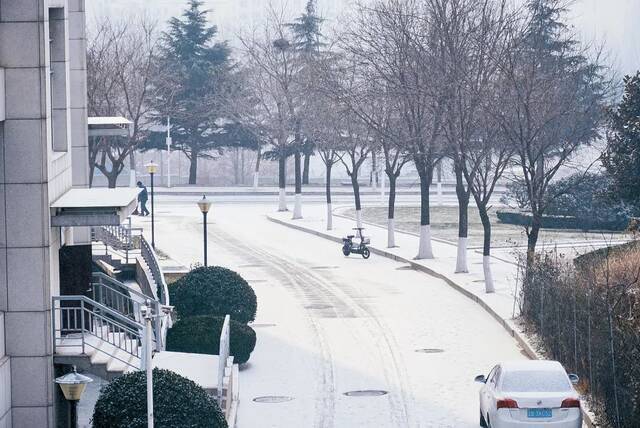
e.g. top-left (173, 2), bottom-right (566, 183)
top-left (197, 195), bottom-right (212, 267)
top-left (55, 366), bottom-right (92, 428)
top-left (141, 301), bottom-right (155, 428)
top-left (145, 161), bottom-right (158, 248)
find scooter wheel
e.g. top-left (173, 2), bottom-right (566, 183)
top-left (342, 247), bottom-right (351, 256)
top-left (362, 248), bottom-right (371, 259)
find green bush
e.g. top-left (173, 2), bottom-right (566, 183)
top-left (496, 210), bottom-right (629, 231)
top-left (166, 315), bottom-right (257, 364)
top-left (92, 368), bottom-right (227, 428)
top-left (169, 266), bottom-right (257, 324)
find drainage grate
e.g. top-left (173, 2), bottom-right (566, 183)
top-left (344, 390), bottom-right (389, 397)
top-left (239, 264), bottom-right (265, 268)
top-left (311, 266), bottom-right (338, 270)
top-left (250, 323), bottom-right (277, 328)
top-left (305, 304), bottom-right (333, 310)
top-left (472, 280), bottom-right (485, 283)
top-left (248, 279), bottom-right (268, 283)
top-left (252, 396), bottom-right (294, 403)
top-left (415, 348), bottom-right (445, 354)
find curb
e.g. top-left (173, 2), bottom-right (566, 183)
top-left (266, 214), bottom-right (597, 428)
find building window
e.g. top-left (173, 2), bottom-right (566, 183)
top-left (49, 8), bottom-right (69, 152)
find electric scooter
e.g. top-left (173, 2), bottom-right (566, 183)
top-left (342, 227), bottom-right (371, 259)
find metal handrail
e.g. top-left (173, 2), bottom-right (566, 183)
top-left (52, 295), bottom-right (147, 370)
top-left (140, 235), bottom-right (171, 351)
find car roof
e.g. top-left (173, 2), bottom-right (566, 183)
top-left (499, 360), bottom-right (565, 372)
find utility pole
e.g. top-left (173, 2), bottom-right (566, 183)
top-left (166, 116), bottom-right (172, 188)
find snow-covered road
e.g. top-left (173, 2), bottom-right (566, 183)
top-left (145, 202), bottom-right (527, 428)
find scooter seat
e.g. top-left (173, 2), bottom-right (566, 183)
top-left (347, 235), bottom-right (355, 239)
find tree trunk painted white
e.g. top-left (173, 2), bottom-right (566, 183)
top-left (292, 193), bottom-right (303, 219)
top-left (455, 237), bottom-right (469, 273)
top-left (356, 209), bottom-right (363, 229)
top-left (387, 217), bottom-right (395, 248)
top-left (483, 255), bottom-right (495, 293)
top-left (253, 171), bottom-right (259, 189)
top-left (437, 182), bottom-right (443, 206)
top-left (416, 225), bottom-right (434, 259)
top-left (326, 203), bottom-right (333, 230)
top-left (278, 189), bottom-right (287, 211)
top-left (129, 151), bottom-right (137, 187)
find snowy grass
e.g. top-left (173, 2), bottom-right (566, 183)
top-left (342, 206), bottom-right (627, 250)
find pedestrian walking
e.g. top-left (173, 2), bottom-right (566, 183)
top-left (137, 181), bottom-right (150, 216)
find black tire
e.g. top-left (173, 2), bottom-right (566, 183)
top-left (342, 246), bottom-right (351, 256)
top-left (480, 410), bottom-right (487, 427)
top-left (362, 248), bottom-right (371, 259)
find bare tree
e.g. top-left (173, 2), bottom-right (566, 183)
top-left (240, 8), bottom-right (306, 214)
top-left (495, 0), bottom-right (612, 266)
top-left (343, 0), bottom-right (446, 259)
top-left (87, 16), bottom-right (158, 188)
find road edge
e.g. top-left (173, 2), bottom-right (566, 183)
top-left (266, 214), bottom-right (597, 428)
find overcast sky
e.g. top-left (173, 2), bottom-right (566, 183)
top-left (88, 0), bottom-right (640, 76)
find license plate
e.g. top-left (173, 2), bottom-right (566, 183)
top-left (527, 408), bottom-right (552, 418)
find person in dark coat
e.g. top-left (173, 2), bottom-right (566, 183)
top-left (137, 181), bottom-right (150, 216)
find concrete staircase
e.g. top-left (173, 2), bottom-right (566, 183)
top-left (54, 322), bottom-right (142, 380)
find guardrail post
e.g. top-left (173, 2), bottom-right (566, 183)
top-left (81, 299), bottom-right (86, 355)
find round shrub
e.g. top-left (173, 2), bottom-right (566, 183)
top-left (166, 315), bottom-right (257, 364)
top-left (169, 266), bottom-right (257, 323)
top-left (92, 368), bottom-right (227, 428)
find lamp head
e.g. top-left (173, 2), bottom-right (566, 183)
top-left (145, 161), bottom-right (158, 174)
top-left (55, 366), bottom-right (92, 401)
top-left (197, 195), bottom-right (212, 214)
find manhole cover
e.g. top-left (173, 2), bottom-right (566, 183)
top-left (311, 266), bottom-right (338, 270)
top-left (415, 348), bottom-right (445, 354)
top-left (344, 390), bottom-right (389, 397)
top-left (305, 304), bottom-right (333, 310)
top-left (250, 323), bottom-right (277, 328)
top-left (252, 396), bottom-right (294, 403)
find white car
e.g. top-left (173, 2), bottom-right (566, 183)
top-left (475, 360), bottom-right (582, 428)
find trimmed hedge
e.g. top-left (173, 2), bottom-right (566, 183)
top-left (496, 210), bottom-right (629, 231)
top-left (169, 266), bottom-right (257, 324)
top-left (92, 368), bottom-right (227, 428)
top-left (166, 315), bottom-right (257, 364)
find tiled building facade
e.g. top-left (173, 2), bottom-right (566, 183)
top-left (0, 0), bottom-right (89, 426)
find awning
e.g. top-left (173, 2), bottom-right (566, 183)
top-left (50, 188), bottom-right (139, 227)
top-left (88, 116), bottom-right (132, 137)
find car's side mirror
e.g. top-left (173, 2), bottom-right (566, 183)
top-left (568, 374), bottom-right (579, 385)
top-left (475, 375), bottom-right (486, 384)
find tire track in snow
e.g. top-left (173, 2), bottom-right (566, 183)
top-left (210, 226), bottom-right (336, 428)
top-left (212, 223), bottom-right (414, 428)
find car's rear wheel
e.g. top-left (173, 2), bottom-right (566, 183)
top-left (479, 410), bottom-right (487, 427)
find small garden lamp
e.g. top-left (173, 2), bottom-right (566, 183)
top-left (145, 161), bottom-right (158, 248)
top-left (55, 366), bottom-right (92, 428)
top-left (197, 195), bottom-right (212, 266)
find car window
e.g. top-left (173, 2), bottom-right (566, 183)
top-left (501, 370), bottom-right (572, 392)
top-left (487, 365), bottom-right (499, 384)
top-left (493, 367), bottom-right (502, 385)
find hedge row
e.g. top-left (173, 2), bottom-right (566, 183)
top-left (496, 210), bottom-right (629, 231)
top-left (167, 315), bottom-right (257, 364)
top-left (520, 247), bottom-right (640, 427)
